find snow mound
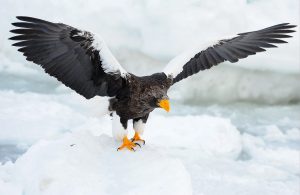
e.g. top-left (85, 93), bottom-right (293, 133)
top-left (147, 115), bottom-right (242, 159)
top-left (243, 131), bottom-right (300, 175)
top-left (0, 91), bottom-right (110, 145)
top-left (3, 132), bottom-right (192, 195)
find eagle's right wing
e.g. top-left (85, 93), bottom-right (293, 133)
top-left (163, 23), bottom-right (296, 84)
top-left (10, 16), bottom-right (128, 99)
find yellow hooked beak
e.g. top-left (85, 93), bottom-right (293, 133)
top-left (158, 99), bottom-right (170, 112)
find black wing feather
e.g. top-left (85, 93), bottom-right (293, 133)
top-left (10, 16), bottom-right (125, 99)
top-left (173, 23), bottom-right (296, 84)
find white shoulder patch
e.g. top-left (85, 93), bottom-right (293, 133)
top-left (91, 33), bottom-right (128, 78)
top-left (163, 35), bottom-right (235, 78)
top-left (163, 47), bottom-right (201, 78)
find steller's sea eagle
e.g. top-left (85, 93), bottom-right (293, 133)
top-left (10, 16), bottom-right (296, 151)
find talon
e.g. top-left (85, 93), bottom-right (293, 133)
top-left (117, 136), bottom-right (136, 151)
top-left (134, 142), bottom-right (141, 148)
top-left (132, 132), bottom-right (145, 145)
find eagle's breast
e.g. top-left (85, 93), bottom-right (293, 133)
top-left (111, 73), bottom-right (171, 120)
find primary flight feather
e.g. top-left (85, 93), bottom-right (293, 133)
top-left (10, 16), bottom-right (296, 151)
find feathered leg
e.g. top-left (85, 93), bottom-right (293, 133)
top-left (132, 114), bottom-right (149, 145)
top-left (112, 112), bottom-right (137, 151)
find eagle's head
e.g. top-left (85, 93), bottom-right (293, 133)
top-left (134, 72), bottom-right (172, 113)
top-left (146, 73), bottom-right (172, 112)
top-left (149, 91), bottom-right (170, 112)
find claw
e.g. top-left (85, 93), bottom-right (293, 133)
top-left (131, 132), bottom-right (145, 145)
top-left (134, 142), bottom-right (141, 148)
top-left (133, 140), bottom-right (145, 145)
top-left (118, 147), bottom-right (135, 152)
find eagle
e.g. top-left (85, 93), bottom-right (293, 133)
top-left (10, 16), bottom-right (296, 151)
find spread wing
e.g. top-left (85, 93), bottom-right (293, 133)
top-left (10, 16), bottom-right (128, 99)
top-left (163, 23), bottom-right (296, 84)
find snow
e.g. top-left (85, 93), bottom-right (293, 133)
top-left (2, 132), bottom-right (192, 195)
top-left (148, 115), bottom-right (242, 159)
top-left (0, 91), bottom-right (109, 144)
top-left (169, 65), bottom-right (300, 104)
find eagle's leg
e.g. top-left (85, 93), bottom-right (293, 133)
top-left (132, 115), bottom-right (149, 145)
top-left (112, 113), bottom-right (138, 151)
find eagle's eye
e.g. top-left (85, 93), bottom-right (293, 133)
top-left (149, 97), bottom-right (159, 107)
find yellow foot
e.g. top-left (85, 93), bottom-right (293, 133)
top-left (131, 132), bottom-right (145, 145)
top-left (117, 136), bottom-right (138, 151)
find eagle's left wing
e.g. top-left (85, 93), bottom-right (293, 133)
top-left (163, 23), bottom-right (296, 84)
top-left (10, 16), bottom-right (127, 99)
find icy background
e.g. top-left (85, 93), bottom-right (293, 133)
top-left (0, 0), bottom-right (299, 195)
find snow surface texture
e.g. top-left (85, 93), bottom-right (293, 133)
top-left (0, 0), bottom-right (300, 195)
